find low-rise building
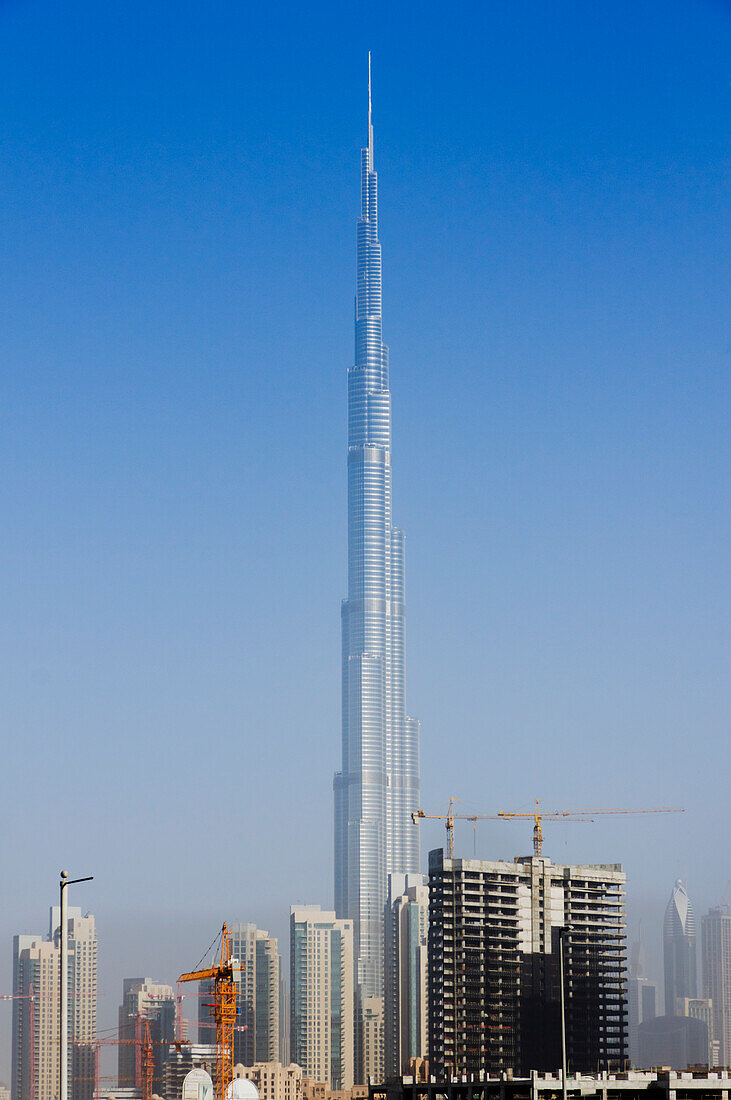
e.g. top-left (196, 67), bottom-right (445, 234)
top-left (162, 1044), bottom-right (217, 1100)
top-left (370, 1069), bottom-right (731, 1100)
top-left (233, 1063), bottom-right (302, 1100)
top-left (301, 1079), bottom-right (367, 1100)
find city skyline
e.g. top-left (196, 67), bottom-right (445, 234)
top-left (1, 0), bottom-right (729, 1084)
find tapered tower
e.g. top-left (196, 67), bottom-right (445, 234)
top-left (664, 880), bottom-right (697, 1015)
top-left (333, 57), bottom-right (421, 1024)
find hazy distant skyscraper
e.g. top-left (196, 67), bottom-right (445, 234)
top-left (118, 978), bottom-right (179, 1094)
top-left (676, 997), bottom-right (716, 1065)
top-left (12, 908), bottom-right (97, 1100)
top-left (333, 56), bottom-right (420, 1027)
top-left (664, 881), bottom-right (697, 1015)
top-left (702, 906), bottom-right (731, 1065)
top-left (628, 938), bottom-right (656, 1067)
top-left (637, 1014), bottom-right (708, 1071)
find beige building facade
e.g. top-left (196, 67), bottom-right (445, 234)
top-left (360, 998), bottom-right (384, 1085)
top-left (234, 1062), bottom-right (302, 1100)
top-left (290, 907), bottom-right (354, 1090)
top-left (12, 908), bottom-right (97, 1100)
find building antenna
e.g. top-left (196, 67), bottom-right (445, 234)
top-left (368, 51), bottom-right (373, 166)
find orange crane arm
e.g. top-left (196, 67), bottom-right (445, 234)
top-left (178, 967), bottom-right (220, 983)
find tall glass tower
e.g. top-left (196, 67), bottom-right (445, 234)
top-left (333, 59), bottom-right (421, 1009)
top-left (664, 879), bottom-right (698, 1015)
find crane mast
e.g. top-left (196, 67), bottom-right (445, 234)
top-left (179, 924), bottom-right (241, 1100)
top-left (142, 1020), bottom-right (154, 1100)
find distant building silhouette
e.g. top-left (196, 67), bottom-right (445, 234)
top-left (118, 978), bottom-right (179, 1095)
top-left (628, 937), bottom-right (656, 1067)
top-left (676, 998), bottom-right (716, 1065)
top-left (637, 1014), bottom-right (708, 1070)
top-left (664, 882), bottom-right (697, 1016)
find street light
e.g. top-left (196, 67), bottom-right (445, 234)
top-left (559, 928), bottom-right (568, 1100)
top-left (59, 871), bottom-right (93, 1100)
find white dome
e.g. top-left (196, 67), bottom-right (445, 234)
top-left (226, 1080), bottom-right (259, 1100)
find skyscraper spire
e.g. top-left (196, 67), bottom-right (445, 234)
top-left (334, 58), bottom-right (421, 1081)
top-left (368, 52), bottom-right (373, 168)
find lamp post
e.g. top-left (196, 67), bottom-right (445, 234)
top-left (559, 928), bottom-right (568, 1100)
top-left (59, 871), bottom-right (93, 1100)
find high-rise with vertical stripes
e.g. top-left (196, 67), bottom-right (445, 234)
top-left (333, 58), bottom-right (421, 1035)
top-left (12, 907), bottom-right (97, 1100)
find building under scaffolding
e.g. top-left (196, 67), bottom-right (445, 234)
top-left (427, 851), bottom-right (627, 1077)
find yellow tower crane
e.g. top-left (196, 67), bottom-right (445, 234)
top-left (412, 797), bottom-right (502, 858)
top-left (497, 799), bottom-right (684, 857)
top-left (179, 924), bottom-right (242, 1100)
top-left (412, 798), bottom-right (684, 858)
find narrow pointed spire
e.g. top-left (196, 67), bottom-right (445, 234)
top-left (368, 51), bottom-right (373, 168)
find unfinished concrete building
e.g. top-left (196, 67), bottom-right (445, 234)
top-left (427, 850), bottom-right (627, 1077)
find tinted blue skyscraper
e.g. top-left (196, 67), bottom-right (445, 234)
top-left (334, 60), bottom-right (421, 1010)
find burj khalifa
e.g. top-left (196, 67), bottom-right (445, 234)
top-left (333, 59), bottom-right (421, 1009)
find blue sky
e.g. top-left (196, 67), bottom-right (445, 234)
top-left (1, 0), bottom-right (729, 1072)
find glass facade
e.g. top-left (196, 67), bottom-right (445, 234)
top-left (333, 67), bottom-right (421, 1005)
top-left (663, 880), bottom-right (698, 1016)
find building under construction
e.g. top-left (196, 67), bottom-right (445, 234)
top-left (427, 850), bottom-right (627, 1077)
top-left (162, 1043), bottom-right (218, 1100)
top-left (118, 978), bottom-right (179, 1096)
